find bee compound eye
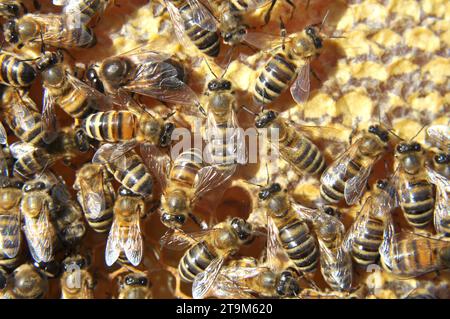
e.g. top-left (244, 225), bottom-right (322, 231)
top-left (174, 214), bottom-right (186, 224)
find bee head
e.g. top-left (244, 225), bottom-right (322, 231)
top-left (33, 260), bottom-right (61, 279)
top-left (258, 183), bottom-right (281, 200)
top-left (4, 3), bottom-right (20, 18)
top-left (100, 58), bottom-right (130, 86)
top-left (305, 25), bottom-right (323, 49)
top-left (23, 181), bottom-right (46, 193)
top-left (36, 51), bottom-right (63, 72)
top-left (4, 19), bottom-right (19, 43)
top-left (255, 110), bottom-right (277, 128)
top-left (124, 274), bottom-right (149, 287)
top-left (159, 122), bottom-right (175, 148)
top-left (86, 65), bottom-right (105, 93)
top-left (74, 129), bottom-right (91, 153)
top-left (207, 79), bottom-right (232, 92)
top-left (277, 270), bottom-right (300, 297)
top-left (368, 125), bottom-right (389, 143)
top-left (323, 206), bottom-right (339, 218)
top-left (230, 217), bottom-right (253, 244)
top-left (161, 191), bottom-right (188, 228)
top-left (396, 142), bottom-right (422, 154)
top-left (396, 142), bottom-right (423, 174)
top-left (62, 255), bottom-right (89, 272)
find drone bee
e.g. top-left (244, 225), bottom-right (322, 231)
top-left (20, 179), bottom-right (57, 263)
top-left (342, 179), bottom-right (397, 268)
top-left (73, 163), bottom-right (116, 233)
top-left (163, 0), bottom-right (220, 57)
top-left (394, 141), bottom-right (435, 229)
top-left (86, 47), bottom-right (197, 106)
top-left (0, 263), bottom-right (48, 299)
top-left (3, 13), bottom-right (96, 49)
top-left (0, 52), bottom-right (36, 87)
top-left (61, 255), bottom-right (95, 299)
top-left (105, 186), bottom-right (145, 267)
top-left (379, 232), bottom-right (450, 278)
top-left (117, 273), bottom-right (152, 299)
top-left (320, 125), bottom-right (390, 205)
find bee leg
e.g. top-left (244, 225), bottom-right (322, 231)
top-left (263, 0), bottom-right (277, 25)
top-left (279, 17), bottom-right (287, 50)
top-left (285, 0), bottom-right (296, 20)
top-left (33, 0), bottom-right (41, 10)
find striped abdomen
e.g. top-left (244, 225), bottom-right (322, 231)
top-left (169, 148), bottom-right (203, 189)
top-left (8, 111), bottom-right (46, 147)
top-left (351, 218), bottom-right (384, 267)
top-left (13, 147), bottom-right (52, 177)
top-left (207, 123), bottom-right (238, 169)
top-left (0, 213), bottom-right (21, 270)
top-left (82, 190), bottom-right (114, 233)
top-left (82, 111), bottom-right (136, 143)
top-left (176, 1), bottom-right (220, 57)
top-left (254, 53), bottom-right (296, 105)
top-left (400, 179), bottom-right (435, 228)
top-left (278, 220), bottom-right (318, 273)
top-left (178, 241), bottom-right (216, 282)
top-left (279, 123), bottom-right (326, 176)
top-left (0, 53), bottom-right (36, 87)
top-left (68, 0), bottom-right (103, 21)
top-left (107, 151), bottom-right (153, 197)
top-left (320, 152), bottom-right (367, 204)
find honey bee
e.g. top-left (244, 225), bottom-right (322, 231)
top-left (92, 142), bottom-right (154, 198)
top-left (0, 179), bottom-right (24, 272)
top-left (117, 273), bottom-right (152, 299)
top-left (20, 179), bottom-right (57, 263)
top-left (0, 51), bottom-right (36, 87)
top-left (61, 254), bottom-right (95, 299)
top-left (161, 217), bottom-right (254, 298)
top-left (394, 141), bottom-right (435, 229)
top-left (0, 263), bottom-right (48, 299)
top-left (3, 13), bottom-right (96, 49)
top-left (254, 109), bottom-right (327, 177)
top-left (342, 179), bottom-right (397, 268)
top-left (163, 0), bottom-right (220, 57)
top-left (105, 186), bottom-right (145, 267)
top-left (52, 0), bottom-right (113, 25)
top-left (73, 163), bottom-right (116, 233)
top-left (253, 25), bottom-right (324, 105)
top-left (379, 232), bottom-right (450, 278)
top-left (86, 47), bottom-right (197, 106)
top-left (320, 125), bottom-right (390, 205)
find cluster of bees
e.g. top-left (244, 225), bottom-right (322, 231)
top-left (0, 0), bottom-right (448, 299)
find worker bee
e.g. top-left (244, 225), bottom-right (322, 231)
top-left (253, 24), bottom-right (324, 105)
top-left (161, 217), bottom-right (254, 298)
top-left (85, 47), bottom-right (197, 106)
top-left (0, 263), bottom-right (48, 299)
top-left (0, 179), bottom-right (24, 272)
top-left (20, 179), bottom-right (57, 263)
top-left (394, 141), bottom-right (435, 228)
top-left (1, 88), bottom-right (54, 147)
top-left (254, 109), bottom-right (327, 177)
top-left (117, 273), bottom-right (152, 299)
top-left (73, 163), bottom-right (116, 233)
top-left (163, 0), bottom-right (220, 57)
top-left (61, 254), bottom-right (95, 299)
top-left (3, 13), bottom-right (96, 49)
top-left (52, 0), bottom-right (113, 25)
top-left (342, 179), bottom-right (397, 268)
top-left (320, 125), bottom-right (390, 205)
top-left (92, 142), bottom-right (154, 198)
top-left (379, 232), bottom-right (450, 278)
top-left (105, 186), bottom-right (145, 267)
top-left (0, 51), bottom-right (36, 87)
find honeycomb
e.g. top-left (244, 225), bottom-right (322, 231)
top-left (0, 0), bottom-right (448, 299)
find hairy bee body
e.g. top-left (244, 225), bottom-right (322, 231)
top-left (118, 273), bottom-right (152, 299)
top-left (0, 52), bottom-right (36, 87)
top-left (351, 217), bottom-right (384, 266)
top-left (12, 146), bottom-right (52, 178)
top-left (83, 111), bottom-right (136, 142)
top-left (61, 255), bottom-right (95, 299)
top-left (170, 0), bottom-right (220, 57)
top-left (1, 264), bottom-right (48, 299)
top-left (179, 240), bottom-right (217, 282)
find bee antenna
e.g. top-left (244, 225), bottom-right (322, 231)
top-left (163, 111), bottom-right (176, 121)
top-left (220, 47), bottom-right (234, 79)
top-left (242, 180), bottom-right (264, 188)
top-left (265, 163), bottom-right (270, 187)
top-left (203, 58), bottom-right (218, 79)
top-left (320, 10), bottom-right (330, 32)
top-left (409, 124), bottom-right (428, 142)
top-left (241, 105), bottom-right (257, 116)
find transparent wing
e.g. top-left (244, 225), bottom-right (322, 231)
top-left (427, 168), bottom-right (450, 235)
top-left (290, 122), bottom-right (345, 143)
top-left (242, 31), bottom-right (286, 51)
top-left (341, 197), bottom-right (372, 252)
top-left (193, 165), bottom-right (236, 202)
top-left (124, 213), bottom-right (143, 266)
top-left (192, 256), bottom-right (225, 299)
top-left (164, 0), bottom-right (192, 47)
top-left (186, 0), bottom-right (217, 31)
top-left (105, 218), bottom-right (121, 266)
top-left (23, 207), bottom-right (54, 263)
top-left (66, 72), bottom-right (115, 110)
top-left (290, 63), bottom-right (310, 104)
top-left (81, 179), bottom-right (105, 219)
top-left (319, 242), bottom-right (353, 291)
top-left (207, 273), bottom-right (257, 299)
top-left (41, 89), bottom-right (59, 144)
top-left (426, 125), bottom-right (449, 151)
top-left (265, 216), bottom-right (290, 272)
top-left (9, 142), bottom-right (37, 159)
top-left (0, 122), bottom-right (7, 145)
top-left (159, 228), bottom-right (214, 250)
top-left (140, 144), bottom-right (170, 192)
top-left (344, 165), bottom-right (372, 205)
top-left (0, 211), bottom-right (21, 258)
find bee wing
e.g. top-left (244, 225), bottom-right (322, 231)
top-left (80, 178), bottom-right (105, 219)
top-left (122, 59), bottom-right (199, 106)
top-left (341, 197), bottom-right (372, 252)
top-left (265, 216), bottom-right (290, 272)
top-left (0, 122), bottom-right (7, 145)
top-left (426, 125), bottom-right (449, 151)
top-left (208, 273), bottom-right (257, 299)
top-left (193, 165), bottom-right (236, 203)
top-left (123, 213), bottom-right (143, 266)
top-left (23, 206), bottom-right (55, 263)
top-left (65, 72), bottom-right (114, 110)
top-left (427, 168), bottom-right (450, 235)
top-left (344, 165), bottom-right (372, 205)
top-left (9, 142), bottom-right (37, 159)
top-left (93, 141), bottom-right (137, 170)
top-left (52, 0), bottom-right (90, 23)
top-left (105, 217), bottom-right (121, 266)
top-left (318, 242), bottom-right (353, 291)
top-left (164, 1), bottom-right (194, 48)
top-left (289, 122), bottom-right (345, 143)
top-left (186, 0), bottom-right (217, 31)
top-left (0, 211), bottom-right (21, 258)
top-left (159, 228), bottom-right (214, 250)
top-left (242, 31), bottom-right (286, 51)
top-left (291, 201), bottom-right (318, 222)
top-left (140, 144), bottom-right (170, 192)
top-left (290, 63), bottom-right (311, 105)
top-left (192, 256), bottom-right (226, 299)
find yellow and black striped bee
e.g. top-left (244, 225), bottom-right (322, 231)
top-left (380, 232), bottom-right (450, 278)
top-left (254, 109), bottom-right (327, 177)
top-left (0, 178), bottom-right (24, 272)
top-left (342, 179), bottom-right (397, 268)
top-left (86, 47), bottom-right (197, 106)
top-left (105, 186), bottom-right (145, 267)
top-left (320, 125), bottom-right (390, 205)
top-left (20, 179), bottom-right (57, 264)
top-left (394, 141), bottom-right (435, 229)
top-left (253, 25), bottom-right (324, 105)
top-left (163, 0), bottom-right (220, 57)
top-left (0, 51), bottom-right (36, 87)
top-left (3, 13), bottom-right (96, 49)
top-left (117, 273), bottom-right (152, 299)
top-left (73, 163), bottom-right (116, 233)
top-left (61, 254), bottom-right (95, 299)
top-left (0, 263), bottom-right (48, 299)
top-left (52, 0), bottom-right (113, 25)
